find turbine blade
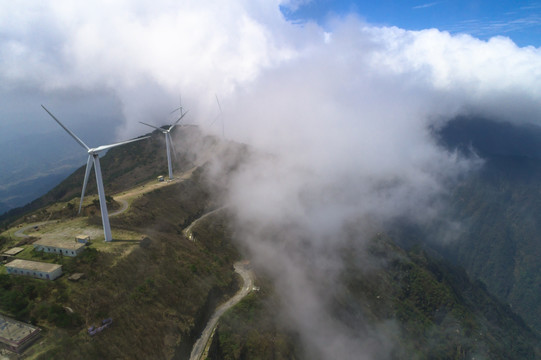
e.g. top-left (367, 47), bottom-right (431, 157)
top-left (79, 155), bottom-right (94, 214)
top-left (41, 105), bottom-right (90, 151)
top-left (169, 106), bottom-right (182, 115)
top-left (139, 121), bottom-right (162, 131)
top-left (92, 136), bottom-right (150, 153)
top-left (169, 110), bottom-right (189, 131)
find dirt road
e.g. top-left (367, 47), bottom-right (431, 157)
top-left (13, 221), bottom-right (53, 238)
top-left (10, 167), bottom-right (196, 240)
top-left (189, 262), bottom-right (254, 360)
top-left (109, 166), bottom-right (197, 217)
top-left (109, 199), bottom-right (129, 217)
top-left (183, 207), bottom-right (225, 241)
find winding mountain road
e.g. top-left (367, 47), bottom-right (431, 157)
top-left (183, 207), bottom-right (225, 241)
top-left (109, 198), bottom-right (129, 217)
top-left (13, 221), bottom-right (53, 238)
top-left (190, 261), bottom-right (254, 360)
top-left (109, 166), bottom-right (197, 218)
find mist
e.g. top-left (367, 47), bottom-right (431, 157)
top-left (3, 1), bottom-right (541, 357)
top-left (192, 10), bottom-right (541, 359)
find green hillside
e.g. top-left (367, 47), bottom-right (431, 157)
top-left (434, 117), bottom-right (541, 334)
top-left (0, 165), bottom-right (240, 359)
top-left (444, 156), bottom-right (541, 333)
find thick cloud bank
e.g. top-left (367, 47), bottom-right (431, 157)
top-left (3, 1), bottom-right (541, 358)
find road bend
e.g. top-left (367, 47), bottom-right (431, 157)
top-left (189, 262), bottom-right (255, 360)
top-left (183, 207), bottom-right (225, 241)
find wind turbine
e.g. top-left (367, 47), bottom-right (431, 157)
top-left (139, 108), bottom-right (189, 180)
top-left (41, 105), bottom-right (149, 242)
top-left (211, 94), bottom-right (224, 138)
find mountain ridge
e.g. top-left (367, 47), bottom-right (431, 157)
top-left (1, 122), bottom-right (540, 358)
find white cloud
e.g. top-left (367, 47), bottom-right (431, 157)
top-left (1, 0), bottom-right (304, 136)
top-left (413, 2), bottom-right (440, 10)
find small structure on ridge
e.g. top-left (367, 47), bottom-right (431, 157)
top-left (0, 315), bottom-right (41, 353)
top-left (75, 235), bottom-right (90, 244)
top-left (5, 259), bottom-right (62, 281)
top-left (33, 238), bottom-right (86, 257)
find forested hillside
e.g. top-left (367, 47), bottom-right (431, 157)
top-left (210, 236), bottom-right (541, 359)
top-left (437, 117), bottom-right (541, 333)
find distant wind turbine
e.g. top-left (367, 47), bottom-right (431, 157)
top-left (170, 95), bottom-right (184, 118)
top-left (213, 94), bottom-right (224, 138)
top-left (41, 105), bottom-right (149, 242)
top-left (139, 108), bottom-right (190, 180)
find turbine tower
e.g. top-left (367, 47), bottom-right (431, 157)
top-left (211, 94), bottom-right (224, 138)
top-left (139, 106), bottom-right (189, 180)
top-left (42, 105), bottom-right (149, 242)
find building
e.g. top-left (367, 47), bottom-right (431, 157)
top-left (33, 238), bottom-right (86, 257)
top-left (5, 259), bottom-right (62, 281)
top-left (75, 235), bottom-right (90, 244)
top-left (1, 247), bottom-right (24, 261)
top-left (0, 315), bottom-right (41, 353)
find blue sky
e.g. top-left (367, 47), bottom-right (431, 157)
top-left (282, 0), bottom-right (541, 47)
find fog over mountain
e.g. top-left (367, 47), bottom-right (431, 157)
top-left (2, 1), bottom-right (541, 357)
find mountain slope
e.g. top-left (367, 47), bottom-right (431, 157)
top-left (211, 237), bottom-right (541, 359)
top-left (1, 160), bottom-right (241, 359)
top-left (1, 124), bottom-right (540, 359)
top-left (444, 156), bottom-right (541, 333)
top-left (436, 116), bottom-right (541, 333)
top-left (0, 127), bottom-right (200, 227)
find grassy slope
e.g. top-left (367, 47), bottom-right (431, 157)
top-left (12, 176), bottom-right (240, 359)
top-left (0, 133), bottom-right (245, 359)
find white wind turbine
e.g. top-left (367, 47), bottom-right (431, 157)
top-left (42, 105), bottom-right (149, 242)
top-left (210, 94), bottom-right (224, 138)
top-left (139, 102), bottom-right (190, 180)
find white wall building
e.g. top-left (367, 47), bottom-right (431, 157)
top-left (33, 238), bottom-right (86, 257)
top-left (5, 259), bottom-right (62, 281)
